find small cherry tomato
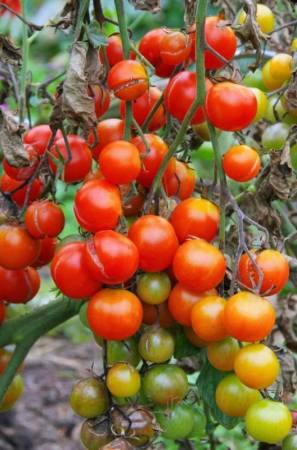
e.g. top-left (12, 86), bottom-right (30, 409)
top-left (207, 337), bottom-right (240, 371)
top-left (160, 30), bottom-right (191, 66)
top-left (107, 363), bottom-right (141, 398)
top-left (0, 225), bottom-right (40, 269)
top-left (32, 236), bottom-right (56, 267)
top-left (136, 272), bottom-right (171, 305)
top-left (0, 173), bottom-right (43, 207)
top-left (223, 145), bottom-right (261, 182)
top-left (88, 119), bottom-right (125, 160)
top-left (138, 326), bottom-right (175, 363)
top-left (206, 82), bottom-right (257, 131)
top-left (70, 377), bottom-right (109, 418)
top-left (80, 419), bottom-right (112, 449)
top-left (51, 241), bottom-right (101, 299)
top-left (0, 374), bottom-right (24, 412)
top-left (173, 239), bottom-right (226, 291)
top-left (155, 404), bottom-right (195, 440)
top-left (88, 84), bottom-right (110, 119)
top-left (239, 4), bottom-right (275, 34)
top-left (184, 326), bottom-right (208, 347)
top-left (25, 200), bottom-right (65, 239)
top-left (87, 289), bottom-right (143, 340)
top-left (249, 87), bottom-right (268, 122)
top-left (100, 34), bottom-right (135, 67)
top-left (163, 160), bottom-right (196, 200)
top-left (107, 338), bottom-right (141, 367)
top-left (74, 179), bottom-right (122, 233)
top-left (0, 266), bottom-right (40, 303)
top-left (128, 215), bottom-right (178, 272)
top-left (107, 60), bottom-right (149, 101)
top-left (23, 124), bottom-right (62, 155)
top-left (3, 145), bottom-right (39, 181)
top-left (262, 122), bottom-right (290, 151)
top-left (191, 295), bottom-right (227, 342)
top-left (262, 54), bottom-right (292, 91)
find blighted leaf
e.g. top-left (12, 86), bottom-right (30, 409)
top-left (55, 0), bottom-right (77, 30)
top-left (128, 0), bottom-right (160, 12)
top-left (0, 192), bottom-right (18, 222)
top-left (102, 438), bottom-right (134, 450)
top-left (184, 0), bottom-right (197, 27)
top-left (0, 35), bottom-right (21, 67)
top-left (86, 21), bottom-right (108, 49)
top-left (197, 360), bottom-right (239, 429)
top-left (0, 109), bottom-right (29, 167)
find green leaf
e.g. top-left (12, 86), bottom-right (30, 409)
top-left (197, 361), bottom-right (239, 430)
top-left (86, 21), bottom-right (108, 48)
top-left (174, 329), bottom-right (202, 359)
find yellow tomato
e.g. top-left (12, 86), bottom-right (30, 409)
top-left (262, 54), bottom-right (292, 91)
top-left (249, 87), bottom-right (268, 121)
top-left (106, 363), bottom-right (141, 398)
top-left (239, 4), bottom-right (275, 34)
top-left (291, 38), bottom-right (297, 52)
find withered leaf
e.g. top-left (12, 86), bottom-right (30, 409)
top-left (102, 438), bottom-right (134, 450)
top-left (128, 0), bottom-right (160, 12)
top-left (184, 0), bottom-right (197, 28)
top-left (0, 109), bottom-right (29, 167)
top-left (0, 192), bottom-right (18, 222)
top-left (0, 35), bottom-right (21, 67)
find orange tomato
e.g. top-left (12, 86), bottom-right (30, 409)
top-left (191, 295), bottom-right (227, 342)
top-left (223, 145), bottom-right (261, 182)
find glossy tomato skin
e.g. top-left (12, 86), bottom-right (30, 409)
top-left (0, 266), bottom-right (40, 303)
top-left (49, 135), bottom-right (92, 183)
top-left (136, 272), bottom-right (171, 305)
top-left (138, 326), bottom-right (175, 363)
top-left (190, 17), bottom-right (237, 69)
top-left (99, 140), bottom-right (141, 185)
top-left (128, 215), bottom-right (178, 272)
top-left (106, 363), bottom-right (141, 397)
top-left (107, 60), bottom-right (148, 101)
top-left (191, 295), bottom-right (227, 342)
top-left (168, 283), bottom-right (217, 327)
top-left (121, 87), bottom-right (166, 132)
top-left (165, 71), bottom-right (212, 124)
top-left (223, 291), bottom-right (275, 342)
top-left (51, 241), bottom-right (101, 299)
top-left (245, 400), bottom-right (292, 444)
top-left (173, 239), bottom-right (226, 292)
top-left (23, 124), bottom-right (62, 155)
top-left (32, 236), bottom-right (56, 267)
top-left (100, 34), bottom-right (136, 67)
top-left (80, 419), bottom-right (112, 450)
top-left (170, 198), bottom-right (220, 243)
top-left (88, 119), bottom-right (125, 161)
top-left (0, 173), bottom-right (43, 207)
top-left (25, 201), bottom-right (65, 239)
top-left (84, 230), bottom-right (139, 284)
top-left (163, 160), bottom-right (196, 200)
top-left (215, 374), bottom-right (261, 417)
top-left (0, 302), bottom-right (5, 324)
top-left (223, 145), bottom-right (261, 182)
top-left (160, 30), bottom-right (191, 66)
top-left (0, 225), bottom-right (40, 269)
top-left (87, 289), bottom-right (143, 340)
top-left (238, 250), bottom-right (289, 295)
top-left (206, 82), bottom-right (257, 131)
top-left (70, 377), bottom-right (109, 418)
top-left (88, 85), bottom-right (110, 119)
top-left (74, 179), bottom-right (122, 233)
top-left (207, 337), bottom-right (240, 371)
top-left (155, 404), bottom-right (195, 440)
top-left (234, 344), bottom-right (280, 389)
top-left (3, 145), bottom-right (39, 181)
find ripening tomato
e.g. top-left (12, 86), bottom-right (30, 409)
top-left (160, 30), bottom-right (191, 65)
top-left (87, 289), bottom-right (143, 340)
top-left (74, 179), bottom-right (122, 232)
top-left (207, 337), bottom-right (240, 371)
top-left (121, 87), bottom-right (166, 132)
top-left (0, 173), bottom-right (43, 207)
top-left (99, 140), bottom-right (141, 185)
top-left (138, 327), bottom-right (175, 363)
top-left (155, 404), bottom-right (195, 440)
top-left (128, 215), bottom-right (178, 272)
top-left (88, 84), bottom-right (110, 118)
top-left (32, 236), bottom-right (56, 267)
top-left (215, 374), bottom-right (262, 417)
top-left (163, 160), bottom-right (196, 200)
top-left (234, 344), bottom-right (280, 389)
top-left (170, 198), bottom-right (220, 243)
top-left (249, 87), bottom-right (268, 122)
top-left (164, 71), bottom-right (212, 124)
top-left (49, 135), bottom-right (92, 183)
top-left (168, 283), bottom-right (217, 326)
top-left (51, 241), bottom-right (101, 299)
top-left (23, 124), bottom-right (62, 155)
top-left (191, 295), bottom-right (227, 342)
top-left (238, 249), bottom-right (289, 295)
top-left (222, 145), bottom-right (261, 182)
top-left (142, 302), bottom-right (175, 328)
top-left (0, 266), bottom-right (40, 303)
top-left (245, 400), bottom-right (292, 444)
top-left (3, 145), bottom-right (39, 181)
top-left (88, 119), bottom-right (125, 160)
top-left (84, 230), bottom-right (139, 284)
top-left (70, 377), bottom-right (109, 418)
top-left (136, 272), bottom-right (171, 305)
top-left (107, 363), bottom-right (141, 398)
top-left (107, 60), bottom-right (148, 101)
top-left (262, 54), bottom-right (292, 91)
top-left (239, 4), bottom-right (275, 34)
top-left (173, 239), bottom-right (226, 291)
top-left (25, 201), bottom-right (65, 239)
top-left (224, 291), bottom-right (275, 342)
top-left (190, 16), bottom-right (237, 69)
top-left (143, 364), bottom-right (188, 405)
top-left (206, 82), bottom-right (257, 131)
top-left (0, 225), bottom-right (40, 269)
top-left (99, 34), bottom-right (136, 67)
top-left (0, 0), bottom-right (21, 15)
top-left (0, 302), bottom-right (5, 324)
top-left (0, 374), bottom-right (24, 412)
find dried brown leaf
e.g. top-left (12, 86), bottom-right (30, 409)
top-left (128, 0), bottom-right (160, 12)
top-left (0, 192), bottom-right (18, 222)
top-left (0, 109), bottom-right (29, 167)
top-left (184, 0), bottom-right (197, 28)
top-left (0, 35), bottom-right (21, 67)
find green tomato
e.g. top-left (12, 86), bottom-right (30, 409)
top-left (290, 144), bottom-right (297, 170)
top-left (188, 406), bottom-right (207, 439)
top-left (80, 419), bottom-right (112, 450)
top-left (107, 337), bottom-right (141, 367)
top-left (155, 403), bottom-right (195, 440)
top-left (79, 302), bottom-right (89, 328)
top-left (262, 123), bottom-right (290, 151)
top-left (245, 400), bottom-right (292, 444)
top-left (283, 434), bottom-right (297, 450)
top-left (138, 327), bottom-right (175, 363)
top-left (243, 69), bottom-right (267, 91)
top-left (265, 96), bottom-right (297, 125)
top-left (191, 141), bottom-right (215, 180)
top-left (136, 272), bottom-right (171, 305)
top-left (70, 377), bottom-right (109, 418)
top-left (192, 122), bottom-right (210, 140)
top-left (0, 374), bottom-right (24, 412)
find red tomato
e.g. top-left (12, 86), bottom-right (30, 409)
top-left (131, 134), bottom-right (175, 188)
top-left (120, 184), bottom-right (145, 217)
top-left (99, 140), bottom-right (141, 185)
top-left (139, 28), bottom-right (176, 78)
top-left (107, 60), bottom-right (149, 101)
top-left (163, 160), bottom-right (196, 200)
top-left (49, 135), bottom-right (92, 183)
top-left (170, 198), bottom-right (220, 243)
top-left (168, 283), bottom-right (217, 326)
top-left (120, 87), bottom-right (166, 132)
top-left (0, 225), bottom-right (40, 269)
top-left (3, 145), bottom-right (39, 181)
top-left (142, 302), bottom-right (175, 328)
top-left (32, 237), bottom-right (56, 268)
top-left (23, 125), bottom-right (62, 155)
top-left (0, 302), bottom-right (5, 324)
top-left (74, 179), bottom-right (122, 233)
top-left (25, 201), bottom-right (65, 239)
top-left (223, 145), bottom-right (261, 182)
top-left (87, 289), bottom-right (143, 340)
top-left (164, 71), bottom-right (212, 124)
top-left (0, 0), bottom-right (21, 15)
top-left (238, 250), bottom-right (289, 295)
top-left (0, 266), bottom-right (40, 303)
top-left (191, 295), bottom-right (227, 342)
top-left (206, 82), bottom-right (257, 131)
top-left (190, 17), bottom-right (237, 69)
top-left (87, 119), bottom-right (125, 160)
top-left (160, 30), bottom-right (191, 65)
top-left (128, 215), bottom-right (178, 272)
top-left (84, 230), bottom-right (139, 284)
top-left (0, 173), bottom-right (43, 207)
top-left (173, 238), bottom-right (226, 291)
top-left (88, 84), bottom-right (110, 118)
top-left (51, 241), bottom-right (101, 299)
top-left (99, 34), bottom-right (136, 67)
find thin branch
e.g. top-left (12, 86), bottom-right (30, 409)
top-left (0, 3), bottom-right (43, 31)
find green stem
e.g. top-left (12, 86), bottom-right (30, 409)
top-left (19, 0), bottom-right (29, 124)
top-left (74, 0), bottom-right (90, 41)
top-left (129, 44), bottom-right (155, 71)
